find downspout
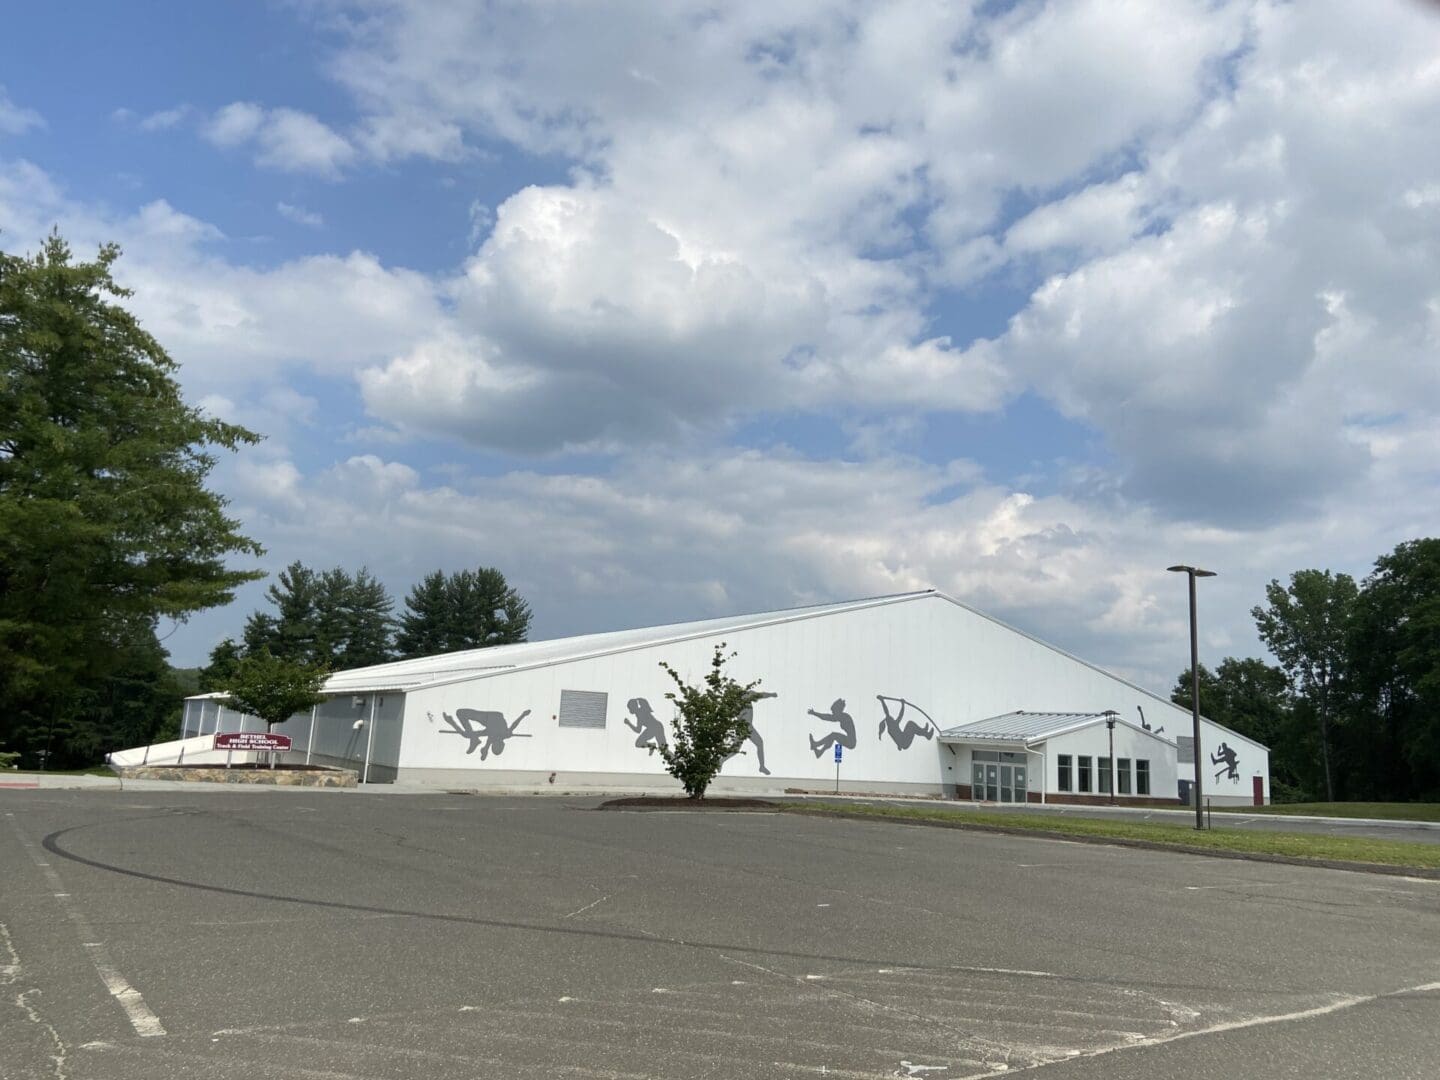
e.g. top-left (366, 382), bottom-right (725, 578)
top-left (362, 694), bottom-right (378, 784)
top-left (305, 704), bottom-right (319, 765)
top-left (1026, 741), bottom-right (1046, 805)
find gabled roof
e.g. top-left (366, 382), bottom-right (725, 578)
top-left (293, 591), bottom-right (933, 696)
top-left (939, 710), bottom-right (1177, 748)
top-left (181, 589), bottom-right (1267, 751)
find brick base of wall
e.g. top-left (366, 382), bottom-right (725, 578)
top-left (953, 785), bottom-right (1184, 808)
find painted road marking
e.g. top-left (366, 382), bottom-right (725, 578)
top-left (6, 817), bottom-right (166, 1037)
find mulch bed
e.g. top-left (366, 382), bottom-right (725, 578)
top-left (599, 796), bottom-right (779, 811)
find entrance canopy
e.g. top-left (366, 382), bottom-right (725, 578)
top-left (938, 710), bottom-right (1173, 747)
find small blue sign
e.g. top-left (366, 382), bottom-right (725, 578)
top-left (833, 743), bottom-right (843, 764)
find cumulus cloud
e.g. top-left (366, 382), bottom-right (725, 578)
top-left (277, 201), bottom-right (324, 227)
top-left (0, 86), bottom-right (43, 135)
top-left (9, 0), bottom-right (1440, 679)
top-left (203, 101), bottom-right (356, 177)
top-left (188, 433), bottom-right (1440, 689)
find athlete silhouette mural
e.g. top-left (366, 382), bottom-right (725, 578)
top-left (624, 698), bottom-right (668, 755)
top-left (1211, 741), bottom-right (1240, 783)
top-left (876, 696), bottom-right (937, 750)
top-left (724, 692), bottom-right (777, 775)
top-left (432, 708), bottom-right (531, 761)
top-left (808, 698), bottom-right (857, 757)
top-left (1137, 706), bottom-right (1165, 736)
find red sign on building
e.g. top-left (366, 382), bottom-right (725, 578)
top-left (214, 732), bottom-right (293, 752)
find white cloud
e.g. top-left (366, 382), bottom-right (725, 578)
top-left (139, 105), bottom-right (192, 132)
top-left (203, 102), bottom-right (356, 177)
top-left (9, 1), bottom-right (1440, 685)
top-left (204, 101), bottom-right (265, 147)
top-left (277, 201), bottom-right (324, 228)
top-left (184, 437), bottom-right (1440, 691)
top-left (0, 86), bottom-right (43, 135)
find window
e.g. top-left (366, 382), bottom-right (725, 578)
top-left (1078, 755), bottom-right (1092, 793)
top-left (1136, 759), bottom-right (1150, 795)
top-left (1098, 757), bottom-right (1112, 795)
top-left (1117, 758), bottom-right (1132, 795)
top-left (1057, 754), bottom-right (1072, 792)
top-left (558, 689), bottom-right (608, 729)
top-left (973, 750), bottom-right (1027, 763)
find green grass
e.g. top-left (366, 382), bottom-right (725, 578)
top-left (1217, 802), bottom-right (1440, 823)
top-left (781, 801), bottom-right (1440, 871)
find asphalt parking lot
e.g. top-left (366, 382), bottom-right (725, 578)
top-left (3, 790), bottom-right (1438, 1079)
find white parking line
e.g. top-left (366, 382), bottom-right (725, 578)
top-left (6, 817), bottom-right (165, 1037)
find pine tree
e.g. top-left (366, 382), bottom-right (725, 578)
top-left (394, 567), bottom-right (531, 658)
top-left (340, 568), bottom-right (394, 667)
top-left (0, 233), bottom-right (263, 767)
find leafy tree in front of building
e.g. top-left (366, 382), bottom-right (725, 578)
top-left (656, 645), bottom-right (763, 799)
top-left (394, 567), bottom-right (531, 658)
top-left (0, 232), bottom-right (263, 769)
top-left (222, 649), bottom-right (328, 732)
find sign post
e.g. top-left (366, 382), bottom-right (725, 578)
top-left (833, 742), bottom-right (842, 794)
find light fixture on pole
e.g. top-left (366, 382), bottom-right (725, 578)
top-left (1167, 565), bottom-right (1216, 830)
top-left (1104, 711), bottom-right (1117, 806)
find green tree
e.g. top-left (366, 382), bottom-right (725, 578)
top-left (243, 562), bottom-right (394, 668)
top-left (656, 644), bottom-right (763, 799)
top-left (0, 233), bottom-right (263, 768)
top-left (394, 570), bottom-right (449, 658)
top-left (1345, 539), bottom-right (1440, 801)
top-left (1252, 570), bottom-right (1359, 802)
top-left (394, 567), bottom-right (530, 658)
top-left (222, 649), bottom-right (328, 732)
top-left (336, 567), bottom-right (394, 668)
top-left (200, 638), bottom-right (244, 693)
top-left (244, 561), bottom-right (320, 662)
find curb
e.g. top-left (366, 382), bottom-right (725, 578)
top-left (783, 805), bottom-right (1440, 880)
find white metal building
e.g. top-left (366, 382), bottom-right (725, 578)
top-left (153, 590), bottom-right (1269, 804)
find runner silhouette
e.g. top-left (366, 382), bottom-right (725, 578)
top-left (1211, 741), bottom-right (1240, 782)
top-left (877, 696), bottom-right (936, 750)
top-left (808, 698), bottom-right (856, 758)
top-left (435, 708), bottom-right (531, 760)
top-left (624, 697), bottom-right (668, 754)
top-left (724, 692), bottom-right (777, 775)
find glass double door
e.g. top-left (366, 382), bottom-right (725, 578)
top-left (972, 761), bottom-right (1027, 803)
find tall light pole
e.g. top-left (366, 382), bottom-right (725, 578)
top-left (1104, 711), bottom-right (1117, 806)
top-left (1168, 565), bottom-right (1216, 830)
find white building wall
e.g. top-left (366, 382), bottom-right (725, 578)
top-left (1041, 724), bottom-right (1179, 800)
top-left (393, 595), bottom-right (1258, 796)
top-left (1188, 718), bottom-right (1269, 806)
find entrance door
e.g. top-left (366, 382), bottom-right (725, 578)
top-left (973, 759), bottom-right (1029, 802)
top-left (1252, 776), bottom-right (1264, 806)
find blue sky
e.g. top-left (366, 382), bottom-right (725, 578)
top-left (3, 0), bottom-right (1438, 689)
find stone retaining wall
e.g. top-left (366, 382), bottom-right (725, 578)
top-left (113, 765), bottom-right (357, 787)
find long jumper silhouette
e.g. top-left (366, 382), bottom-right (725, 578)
top-left (808, 699), bottom-right (856, 758)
